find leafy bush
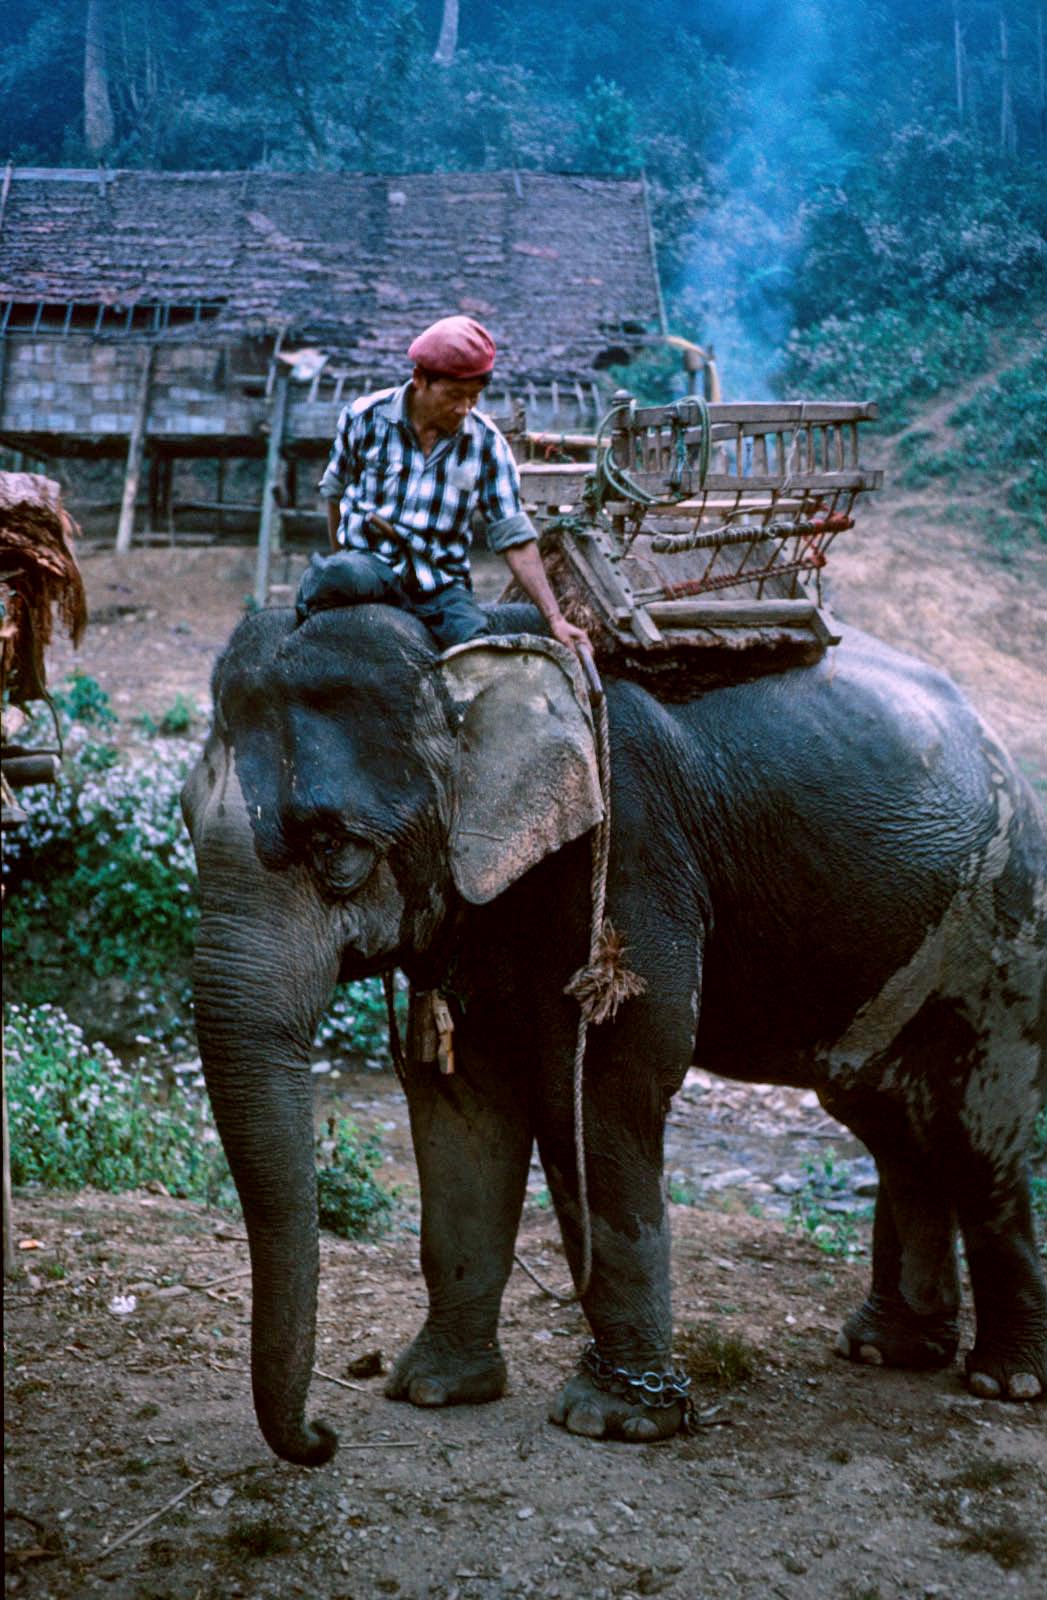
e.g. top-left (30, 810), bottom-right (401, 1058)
top-left (791, 125), bottom-right (1047, 326)
top-left (947, 352), bottom-right (1047, 528)
top-left (779, 304), bottom-right (991, 429)
top-left (5, 1002), bottom-right (233, 1204)
top-left (2, 711), bottom-right (199, 1045)
top-left (3, 677), bottom-right (403, 1060)
top-left (51, 669), bottom-right (118, 728)
top-left (315, 1116), bottom-right (395, 1239)
top-left (6, 1003), bottom-right (397, 1236)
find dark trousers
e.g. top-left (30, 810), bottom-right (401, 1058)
top-left (295, 551), bottom-right (491, 650)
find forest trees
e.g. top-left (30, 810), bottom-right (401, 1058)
top-left (1, 0), bottom-right (1044, 401)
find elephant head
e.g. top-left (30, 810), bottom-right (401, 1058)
top-left (181, 604), bottom-right (602, 1463)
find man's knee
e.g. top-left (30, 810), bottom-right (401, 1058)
top-left (295, 551), bottom-right (402, 620)
top-left (420, 588), bottom-right (491, 650)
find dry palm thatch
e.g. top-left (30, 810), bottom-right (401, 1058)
top-left (0, 472), bottom-right (87, 705)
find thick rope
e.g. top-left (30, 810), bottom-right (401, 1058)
top-left (567, 688), bottom-right (612, 1298)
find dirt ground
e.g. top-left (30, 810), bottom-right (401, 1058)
top-left (5, 444), bottom-right (1047, 1599)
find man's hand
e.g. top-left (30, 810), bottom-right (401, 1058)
top-left (501, 540), bottom-right (591, 657)
top-left (548, 613), bottom-right (591, 653)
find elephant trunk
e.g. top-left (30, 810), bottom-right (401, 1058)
top-left (194, 927), bottom-right (338, 1467)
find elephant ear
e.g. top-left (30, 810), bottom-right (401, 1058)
top-left (437, 635), bottom-right (604, 905)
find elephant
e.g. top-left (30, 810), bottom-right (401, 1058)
top-left (181, 598), bottom-right (1047, 1466)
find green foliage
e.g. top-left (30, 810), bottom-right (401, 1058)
top-left (315, 1116), bottom-right (395, 1239)
top-left (6, 1003), bottom-right (396, 1236)
top-left (51, 670), bottom-right (117, 728)
top-left (947, 352), bottom-right (1047, 519)
top-left (315, 977), bottom-right (405, 1065)
top-left (575, 78), bottom-right (641, 175)
top-left (136, 694), bottom-right (198, 738)
top-left (780, 305), bottom-right (991, 428)
top-left (2, 715), bottom-right (198, 1008)
top-left (792, 124), bottom-right (1047, 326)
top-left (3, 689), bottom-right (400, 1061)
top-left (5, 1002), bottom-right (234, 1204)
top-left (786, 1149), bottom-right (871, 1259)
top-left (676, 1322), bottom-right (758, 1390)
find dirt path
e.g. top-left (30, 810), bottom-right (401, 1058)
top-left (6, 1187), bottom-right (1046, 1600)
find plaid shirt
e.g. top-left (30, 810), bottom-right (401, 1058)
top-left (317, 382), bottom-right (535, 594)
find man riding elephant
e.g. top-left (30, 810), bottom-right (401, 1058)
top-left (305, 313), bottom-right (588, 654)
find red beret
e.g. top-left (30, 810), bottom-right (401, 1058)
top-left (408, 316), bottom-right (496, 378)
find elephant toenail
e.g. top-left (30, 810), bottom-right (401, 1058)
top-left (410, 1377), bottom-right (449, 1406)
top-left (566, 1406), bottom-right (606, 1438)
top-left (858, 1343), bottom-right (884, 1366)
top-left (1007, 1374), bottom-right (1041, 1400)
top-left (968, 1371), bottom-right (1001, 1398)
top-left (833, 1332), bottom-right (853, 1359)
top-left (622, 1414), bottom-right (659, 1441)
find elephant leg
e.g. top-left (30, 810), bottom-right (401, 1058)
top-left (834, 1173), bottom-right (961, 1371)
top-left (820, 1090), bottom-right (962, 1373)
top-left (385, 1011), bottom-right (533, 1409)
top-left (537, 993), bottom-right (695, 1443)
top-left (959, 1164), bottom-right (1046, 1401)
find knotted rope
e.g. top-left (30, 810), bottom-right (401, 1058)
top-left (560, 648), bottom-right (646, 1298)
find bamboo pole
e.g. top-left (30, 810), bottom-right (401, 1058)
top-left (254, 368), bottom-right (290, 608)
top-left (115, 345), bottom-right (156, 554)
top-left (646, 597), bottom-right (817, 628)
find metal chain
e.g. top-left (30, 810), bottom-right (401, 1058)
top-left (580, 1342), bottom-right (695, 1428)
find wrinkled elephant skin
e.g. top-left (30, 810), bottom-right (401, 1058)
top-left (182, 603), bottom-right (1047, 1463)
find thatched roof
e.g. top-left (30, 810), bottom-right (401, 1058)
top-left (0, 168), bottom-right (663, 383)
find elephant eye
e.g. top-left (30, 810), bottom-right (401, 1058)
top-left (312, 832), bottom-right (377, 893)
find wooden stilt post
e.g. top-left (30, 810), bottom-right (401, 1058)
top-left (254, 367), bottom-right (290, 608)
top-left (115, 344), bottom-right (156, 554)
top-left (2, 1001), bottom-right (15, 1276)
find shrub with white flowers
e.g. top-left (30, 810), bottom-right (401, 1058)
top-left (4, 1001), bottom-right (233, 1202)
top-left (3, 675), bottom-right (399, 1061)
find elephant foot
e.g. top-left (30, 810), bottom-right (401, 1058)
top-left (384, 1325), bottom-right (507, 1409)
top-left (549, 1346), bottom-right (689, 1442)
top-left (833, 1293), bottom-right (959, 1372)
top-left (965, 1341), bottom-right (1045, 1402)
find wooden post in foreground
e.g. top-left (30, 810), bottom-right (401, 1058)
top-left (2, 1017), bottom-right (14, 1276)
top-left (115, 344), bottom-right (156, 554)
top-left (254, 367), bottom-right (290, 609)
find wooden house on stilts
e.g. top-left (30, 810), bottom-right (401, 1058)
top-left (0, 167), bottom-right (665, 562)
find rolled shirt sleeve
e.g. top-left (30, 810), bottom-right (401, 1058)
top-left (479, 428), bottom-right (538, 552)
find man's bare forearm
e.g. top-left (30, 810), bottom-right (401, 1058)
top-left (325, 498), bottom-right (340, 551)
top-left (501, 541), bottom-right (589, 652)
top-left (502, 541), bottom-right (564, 624)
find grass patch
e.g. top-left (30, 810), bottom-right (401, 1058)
top-left (676, 1323), bottom-right (759, 1390)
top-left (224, 1515), bottom-right (297, 1558)
top-left (946, 1458), bottom-right (1019, 1493)
top-left (785, 1149), bottom-right (872, 1258)
top-left (955, 1518), bottom-right (1038, 1570)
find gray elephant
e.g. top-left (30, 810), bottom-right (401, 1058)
top-left (181, 600), bottom-right (1047, 1465)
